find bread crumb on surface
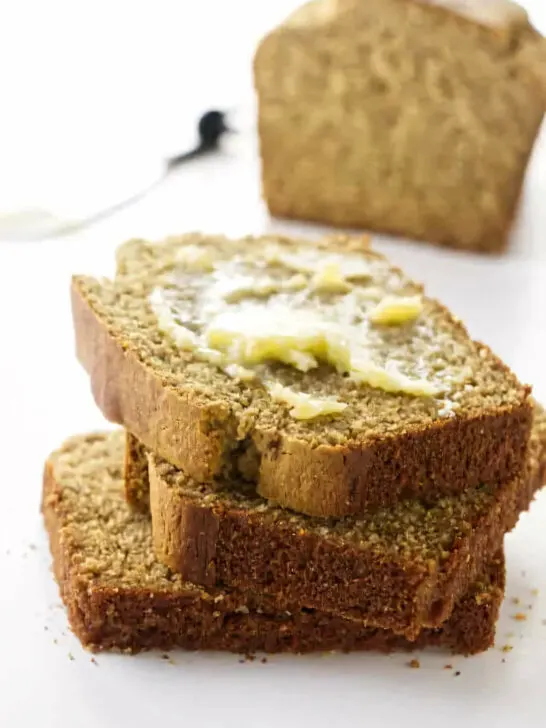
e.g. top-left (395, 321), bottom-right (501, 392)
top-left (511, 597), bottom-right (520, 605)
top-left (454, 671), bottom-right (461, 677)
top-left (408, 659), bottom-right (420, 669)
top-left (68, 653), bottom-right (75, 661)
top-left (238, 654), bottom-right (258, 663)
top-left (501, 645), bottom-right (513, 653)
top-left (512, 613), bottom-right (527, 621)
top-left (444, 664), bottom-right (453, 670)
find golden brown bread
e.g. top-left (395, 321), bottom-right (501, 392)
top-left (43, 430), bottom-right (504, 655)
top-left (71, 233), bottom-right (532, 518)
top-left (255, 0), bottom-right (546, 252)
top-left (124, 403), bottom-right (546, 639)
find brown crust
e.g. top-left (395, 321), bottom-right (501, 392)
top-left (71, 276), bottom-right (532, 518)
top-left (144, 428), bottom-right (546, 639)
top-left (72, 280), bottom-right (230, 484)
top-left (255, 403), bottom-right (532, 515)
top-left (42, 441), bottom-right (503, 655)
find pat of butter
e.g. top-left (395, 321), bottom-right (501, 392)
top-left (369, 295), bottom-right (423, 325)
top-left (224, 363), bottom-right (256, 381)
top-left (350, 357), bottom-right (439, 396)
top-left (311, 262), bottom-right (352, 294)
top-left (285, 273), bottom-right (308, 290)
top-left (262, 246), bottom-right (371, 281)
top-left (176, 244), bottom-right (215, 271)
top-left (196, 347), bottom-right (224, 365)
top-left (204, 307), bottom-right (352, 373)
top-left (267, 382), bottom-right (347, 420)
top-left (223, 273), bottom-right (308, 303)
top-left (149, 288), bottom-right (198, 350)
top-left (149, 241), bottom-right (440, 409)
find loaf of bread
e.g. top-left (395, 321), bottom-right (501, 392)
top-left (125, 402), bottom-right (545, 639)
top-left (254, 0), bottom-right (546, 252)
top-left (71, 232), bottom-right (532, 518)
top-left (43, 430), bottom-right (504, 655)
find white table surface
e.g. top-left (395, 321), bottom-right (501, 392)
top-left (1, 2), bottom-right (546, 727)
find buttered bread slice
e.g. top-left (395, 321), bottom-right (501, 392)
top-left (72, 233), bottom-right (531, 517)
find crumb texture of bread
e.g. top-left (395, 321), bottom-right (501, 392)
top-left (255, 0), bottom-right (546, 252)
top-left (71, 233), bottom-right (532, 517)
top-left (124, 432), bottom-right (151, 511)
top-left (143, 404), bottom-right (546, 638)
top-left (42, 430), bottom-right (503, 654)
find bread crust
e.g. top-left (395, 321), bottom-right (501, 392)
top-left (254, 402), bottom-right (532, 515)
top-left (42, 432), bottom-right (504, 655)
top-left (142, 412), bottom-right (546, 639)
top-left (72, 279), bottom-right (230, 484)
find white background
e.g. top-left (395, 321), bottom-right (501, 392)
top-left (0, 1), bottom-right (546, 727)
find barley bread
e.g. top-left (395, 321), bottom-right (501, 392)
top-left (71, 233), bottom-right (532, 518)
top-left (254, 0), bottom-right (546, 253)
top-left (43, 430), bottom-right (504, 654)
top-left (133, 404), bottom-right (546, 639)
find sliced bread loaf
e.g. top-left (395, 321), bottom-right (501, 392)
top-left (255, 0), bottom-right (546, 252)
top-left (130, 403), bottom-right (546, 639)
top-left (43, 430), bottom-right (504, 655)
top-left (72, 233), bottom-right (532, 517)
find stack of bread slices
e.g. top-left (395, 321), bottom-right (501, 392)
top-left (43, 232), bottom-right (546, 655)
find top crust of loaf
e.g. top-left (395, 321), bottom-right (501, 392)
top-left (71, 232), bottom-right (532, 517)
top-left (260, 0), bottom-right (546, 103)
top-left (261, 0), bottom-right (546, 112)
top-left (254, 0), bottom-right (545, 254)
top-left (406, 0), bottom-right (528, 30)
top-left (285, 0), bottom-right (530, 33)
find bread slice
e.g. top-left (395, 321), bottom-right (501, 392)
top-left (71, 233), bottom-right (532, 518)
top-left (132, 404), bottom-right (546, 639)
top-left (43, 430), bottom-right (504, 654)
top-left (254, 0), bottom-right (546, 253)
